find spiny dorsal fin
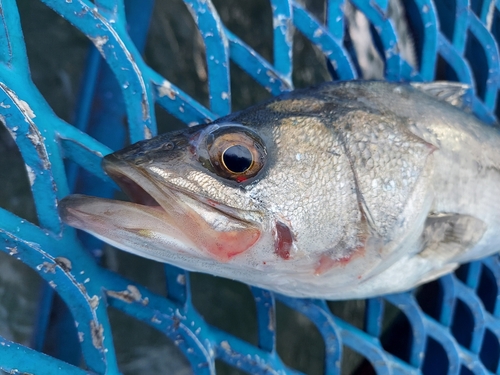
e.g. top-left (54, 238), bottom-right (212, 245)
top-left (411, 81), bottom-right (472, 110)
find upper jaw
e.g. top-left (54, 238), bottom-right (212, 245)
top-left (103, 149), bottom-right (264, 226)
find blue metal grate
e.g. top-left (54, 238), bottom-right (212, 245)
top-left (1, 0), bottom-right (500, 374)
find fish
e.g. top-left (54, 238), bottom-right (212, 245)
top-left (59, 80), bottom-right (500, 300)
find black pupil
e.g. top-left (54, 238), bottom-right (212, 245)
top-left (222, 145), bottom-right (253, 173)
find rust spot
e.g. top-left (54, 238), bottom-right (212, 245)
top-left (55, 257), bottom-right (72, 272)
top-left (90, 320), bottom-right (104, 349)
top-left (172, 316), bottom-right (180, 330)
top-left (106, 285), bottom-right (143, 304)
top-left (274, 221), bottom-right (293, 260)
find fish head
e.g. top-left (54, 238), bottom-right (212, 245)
top-left (60, 100), bottom-right (368, 291)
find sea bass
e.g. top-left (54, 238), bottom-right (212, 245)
top-left (59, 81), bottom-right (500, 299)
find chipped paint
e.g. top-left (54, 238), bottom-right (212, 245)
top-left (19, 99), bottom-right (35, 119)
top-left (220, 341), bottom-right (231, 351)
top-left (106, 284), bottom-right (144, 304)
top-left (90, 320), bottom-right (104, 349)
top-left (0, 83), bottom-right (37, 122)
top-left (144, 125), bottom-right (152, 139)
top-left (25, 164), bottom-right (36, 186)
top-left (48, 280), bottom-right (57, 288)
top-left (176, 273), bottom-right (186, 285)
top-left (91, 35), bottom-right (109, 54)
top-left (40, 261), bottom-right (56, 273)
top-left (78, 332), bottom-right (84, 342)
top-left (158, 80), bottom-right (176, 99)
top-left (89, 295), bottom-right (99, 310)
top-left (6, 246), bottom-right (17, 255)
top-left (313, 28), bottom-right (323, 38)
top-left (0, 101), bottom-right (11, 108)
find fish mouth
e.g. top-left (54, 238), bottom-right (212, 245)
top-left (59, 154), bottom-right (261, 263)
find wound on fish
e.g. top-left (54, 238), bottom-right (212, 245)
top-left (204, 228), bottom-right (260, 262)
top-left (274, 221), bottom-right (293, 260)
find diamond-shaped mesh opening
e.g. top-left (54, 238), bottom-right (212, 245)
top-left (103, 247), bottom-right (167, 297)
top-left (212, 0), bottom-right (273, 62)
top-left (460, 365), bottom-right (474, 375)
top-left (435, 54), bottom-right (460, 82)
top-left (454, 263), bottom-right (470, 284)
top-left (229, 61), bottom-right (272, 112)
top-left (41, 293), bottom-right (83, 367)
top-left (465, 30), bottom-right (488, 100)
top-left (470, 0), bottom-right (486, 18)
top-left (416, 280), bottom-right (444, 321)
top-left (276, 301), bottom-right (325, 375)
top-left (108, 307), bottom-right (192, 374)
top-left (191, 274), bottom-right (258, 346)
top-left (327, 299), bottom-right (366, 331)
top-left (144, 0), bottom-right (209, 108)
top-left (341, 346), bottom-right (376, 375)
top-left (380, 302), bottom-right (413, 364)
top-left (450, 299), bottom-right (474, 348)
top-left (398, 0), bottom-right (424, 72)
top-left (215, 359), bottom-right (247, 375)
top-left (19, 1), bottom-right (87, 123)
top-left (154, 103), bottom-right (189, 134)
top-left (292, 31), bottom-right (331, 87)
top-left (0, 252), bottom-right (42, 345)
top-left (434, 0), bottom-right (456, 42)
top-left (477, 263), bottom-right (498, 314)
top-left (0, 125), bottom-right (37, 224)
top-left (344, 5), bottom-right (385, 80)
top-left (422, 337), bottom-right (449, 375)
top-left (479, 329), bottom-right (500, 372)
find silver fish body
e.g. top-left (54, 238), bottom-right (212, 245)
top-left (60, 81), bottom-right (500, 299)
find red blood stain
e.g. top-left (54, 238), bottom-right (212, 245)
top-left (206, 228), bottom-right (260, 262)
top-left (274, 221), bottom-right (293, 260)
top-left (188, 132), bottom-right (202, 155)
top-left (206, 198), bottom-right (219, 208)
top-left (235, 175), bottom-right (248, 183)
top-left (314, 245), bottom-right (366, 275)
top-left (178, 210), bottom-right (260, 263)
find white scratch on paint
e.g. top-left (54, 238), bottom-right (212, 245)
top-left (92, 35), bottom-right (109, 54)
top-left (25, 164), bottom-right (36, 186)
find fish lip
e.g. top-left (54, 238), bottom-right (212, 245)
top-left (102, 153), bottom-right (256, 224)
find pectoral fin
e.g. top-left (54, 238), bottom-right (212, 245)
top-left (418, 213), bottom-right (487, 262)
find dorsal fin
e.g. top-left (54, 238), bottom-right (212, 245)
top-left (411, 81), bottom-right (472, 110)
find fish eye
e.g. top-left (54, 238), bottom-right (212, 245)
top-left (222, 145), bottom-right (253, 173)
top-left (206, 127), bottom-right (266, 183)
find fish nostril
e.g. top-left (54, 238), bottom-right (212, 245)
top-left (161, 141), bottom-right (174, 151)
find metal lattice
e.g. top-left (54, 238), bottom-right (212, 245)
top-left (1, 0), bottom-right (500, 374)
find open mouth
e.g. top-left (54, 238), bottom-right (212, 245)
top-left (60, 154), bottom-right (261, 263)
